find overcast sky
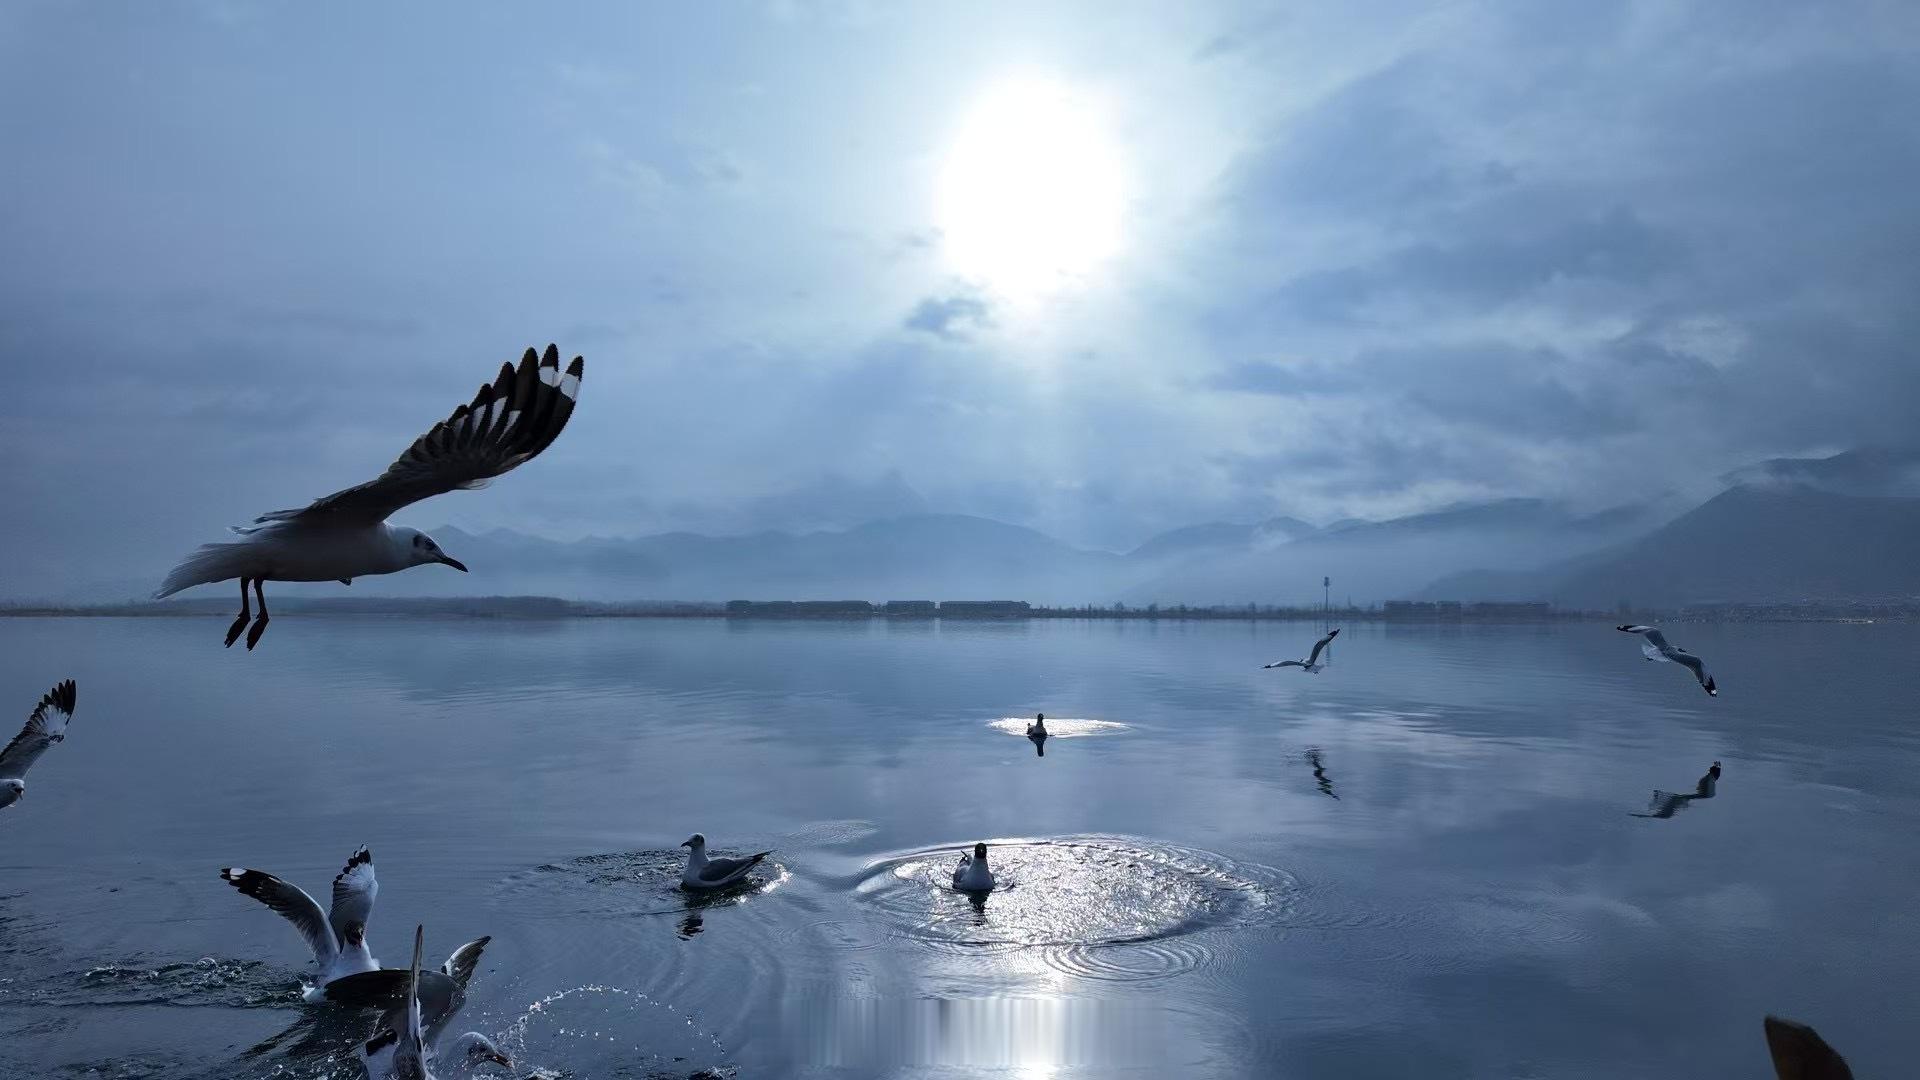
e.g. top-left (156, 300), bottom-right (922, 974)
top-left (3, 0), bottom-right (1918, 592)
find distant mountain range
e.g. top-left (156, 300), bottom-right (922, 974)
top-left (1424, 485), bottom-right (1920, 608)
top-left (55, 447), bottom-right (1920, 609)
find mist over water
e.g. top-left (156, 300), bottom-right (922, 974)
top-left (1, 616), bottom-right (1914, 1077)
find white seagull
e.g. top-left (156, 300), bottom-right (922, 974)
top-left (354, 928), bottom-right (511, 1080)
top-left (155, 345), bottom-right (585, 649)
top-left (679, 833), bottom-right (772, 891)
top-left (221, 846), bottom-right (380, 995)
top-left (0, 679), bottom-right (77, 811)
top-left (1265, 628), bottom-right (1339, 672)
top-left (952, 842), bottom-right (996, 892)
top-left (1616, 625), bottom-right (1718, 696)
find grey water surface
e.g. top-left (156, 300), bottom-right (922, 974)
top-left (0, 616), bottom-right (1913, 1078)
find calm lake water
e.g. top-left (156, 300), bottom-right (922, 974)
top-left (0, 616), bottom-right (1914, 1078)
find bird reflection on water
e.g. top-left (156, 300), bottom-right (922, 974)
top-left (1305, 748), bottom-right (1339, 800)
top-left (1631, 761), bottom-right (1721, 819)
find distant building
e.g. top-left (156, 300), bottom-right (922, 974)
top-left (1384, 601), bottom-right (1438, 618)
top-left (938, 600), bottom-right (1032, 619)
top-left (793, 600), bottom-right (875, 617)
top-left (884, 600), bottom-right (938, 617)
top-left (1466, 601), bottom-right (1551, 619)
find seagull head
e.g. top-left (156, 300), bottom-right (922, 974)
top-left (973, 842), bottom-right (989, 862)
top-left (681, 833), bottom-right (706, 850)
top-left (449, 1032), bottom-right (513, 1070)
top-left (3, 779), bottom-right (22, 798)
top-left (341, 921), bottom-right (367, 948)
top-left (396, 527), bottom-right (468, 573)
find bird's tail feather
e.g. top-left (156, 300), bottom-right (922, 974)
top-left (154, 541), bottom-right (254, 599)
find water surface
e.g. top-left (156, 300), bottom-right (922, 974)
top-left (0, 617), bottom-right (1913, 1077)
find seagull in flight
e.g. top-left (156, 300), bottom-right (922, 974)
top-left (155, 345), bottom-right (585, 649)
top-left (1265, 628), bottom-right (1339, 672)
top-left (1616, 625), bottom-right (1717, 696)
top-left (0, 680), bottom-right (76, 812)
top-left (220, 846), bottom-right (380, 994)
top-left (679, 833), bottom-right (772, 891)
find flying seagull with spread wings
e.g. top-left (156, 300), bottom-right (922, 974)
top-left (1265, 628), bottom-right (1339, 672)
top-left (155, 345), bottom-right (585, 649)
top-left (0, 679), bottom-right (77, 811)
top-left (1616, 625), bottom-right (1718, 696)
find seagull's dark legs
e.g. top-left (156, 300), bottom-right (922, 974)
top-left (245, 578), bottom-right (271, 650)
top-left (224, 577), bottom-right (252, 648)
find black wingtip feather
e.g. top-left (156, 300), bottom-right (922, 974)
top-left (337, 847), bottom-right (373, 879)
top-left (221, 867), bottom-right (276, 899)
top-left (36, 680), bottom-right (76, 719)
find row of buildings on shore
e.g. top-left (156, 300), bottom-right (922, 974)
top-left (724, 600), bottom-right (1033, 618)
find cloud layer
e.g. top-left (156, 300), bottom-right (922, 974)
top-left (2, 1), bottom-right (1916, 595)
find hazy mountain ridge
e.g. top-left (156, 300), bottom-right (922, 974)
top-left (43, 452), bottom-right (1919, 607)
top-left (1425, 485), bottom-right (1920, 608)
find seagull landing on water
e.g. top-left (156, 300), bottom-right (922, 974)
top-left (952, 842), bottom-right (996, 893)
top-left (1617, 625), bottom-right (1718, 696)
top-left (352, 928), bottom-right (510, 1080)
top-left (220, 847), bottom-right (380, 995)
top-left (679, 833), bottom-right (772, 891)
top-left (154, 345), bottom-right (585, 649)
top-left (0, 679), bottom-right (76, 811)
top-left (1265, 628), bottom-right (1339, 673)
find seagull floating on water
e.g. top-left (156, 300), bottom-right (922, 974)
top-left (155, 345), bottom-right (585, 649)
top-left (952, 842), bottom-right (996, 892)
top-left (221, 846), bottom-right (380, 995)
top-left (1265, 628), bottom-right (1339, 672)
top-left (0, 679), bottom-right (76, 811)
top-left (355, 927), bottom-right (510, 1080)
top-left (1026, 713), bottom-right (1047, 737)
top-left (1616, 625), bottom-right (1717, 696)
top-left (680, 833), bottom-right (772, 891)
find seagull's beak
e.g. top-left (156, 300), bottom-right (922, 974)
top-left (439, 554), bottom-right (469, 572)
top-left (486, 1051), bottom-right (513, 1068)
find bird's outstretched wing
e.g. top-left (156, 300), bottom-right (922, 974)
top-left (393, 926), bottom-right (429, 1080)
top-left (0, 679), bottom-right (76, 779)
top-left (1306, 630), bottom-right (1338, 667)
top-left (1265, 660), bottom-right (1307, 669)
top-left (254, 346), bottom-right (584, 528)
top-left (220, 868), bottom-right (337, 966)
top-left (441, 935), bottom-right (491, 988)
top-left (1617, 624), bottom-right (1673, 652)
top-left (329, 847), bottom-right (377, 942)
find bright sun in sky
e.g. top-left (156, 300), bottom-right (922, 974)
top-left (936, 76), bottom-right (1127, 300)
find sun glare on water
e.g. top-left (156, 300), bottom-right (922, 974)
top-left (936, 76), bottom-right (1127, 300)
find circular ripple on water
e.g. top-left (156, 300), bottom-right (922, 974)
top-left (852, 836), bottom-right (1296, 983)
top-left (491, 851), bottom-right (788, 921)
